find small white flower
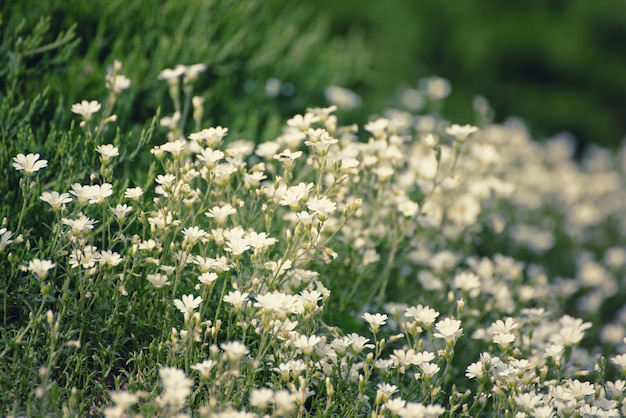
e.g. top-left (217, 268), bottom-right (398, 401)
top-left (96, 144), bottom-right (119, 163)
top-left (434, 318), bottom-right (463, 344)
top-left (28, 259), bottom-right (55, 279)
top-left (146, 273), bottom-right (170, 288)
top-left (250, 388), bottom-right (274, 408)
top-left (40, 191), bottom-right (72, 211)
top-left (324, 85), bottom-right (361, 110)
top-left (71, 100), bottom-right (101, 121)
top-left (221, 340), bottom-right (249, 361)
top-left (205, 204), bottom-right (237, 225)
top-left (188, 126), bottom-right (228, 147)
top-left (109, 204), bottom-right (133, 221)
top-left (224, 290), bottom-right (249, 311)
top-left (124, 187), bottom-right (143, 200)
top-left (306, 197), bottom-right (336, 220)
top-left (62, 214), bottom-right (98, 236)
top-left (13, 153), bottom-right (48, 176)
top-left (182, 226), bottom-right (208, 246)
top-left (88, 184), bottom-right (113, 204)
top-left (191, 359), bottom-right (217, 379)
top-left (99, 250), bottom-right (123, 267)
top-left (362, 312), bottom-right (388, 333)
top-left (445, 124), bottom-right (478, 142)
top-left (173, 294), bottom-right (202, 314)
top-left (0, 228), bottom-right (13, 252)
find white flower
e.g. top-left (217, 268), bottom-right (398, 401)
top-left (197, 148), bottom-right (225, 167)
top-left (99, 250), bottom-right (123, 267)
top-left (198, 272), bottom-right (218, 286)
top-left (324, 85), bottom-right (361, 110)
top-left (69, 183), bottom-right (94, 205)
top-left (445, 124), bottom-right (478, 142)
top-left (465, 361), bottom-right (484, 379)
top-left (96, 144), bottom-right (119, 163)
top-left (40, 191), bottom-right (72, 211)
top-left (405, 305), bottom-right (440, 327)
top-left (385, 398), bottom-right (406, 415)
top-left (188, 126), bottom-right (228, 147)
top-left (280, 182), bottom-right (314, 209)
top-left (124, 187), bottom-right (143, 200)
top-left (0, 228), bottom-right (14, 252)
top-left (420, 362), bottom-right (440, 378)
top-left (434, 318), bottom-right (463, 344)
top-left (376, 383), bottom-right (398, 403)
top-left (158, 366), bottom-right (193, 407)
top-left (13, 153), bottom-right (48, 176)
top-left (224, 290), bottom-right (249, 311)
top-left (69, 245), bottom-right (100, 269)
top-left (246, 231), bottom-right (277, 251)
top-left (108, 75), bottom-right (131, 94)
top-left (160, 139), bottom-right (187, 157)
top-left (205, 204), bottom-right (237, 225)
top-left (225, 235), bottom-right (250, 256)
top-left (109, 204), bottom-right (133, 222)
top-left (28, 259), bottom-right (55, 279)
top-left (191, 359), bottom-right (217, 379)
top-left (452, 271), bottom-right (481, 297)
top-left (146, 273), bottom-right (170, 288)
top-left (62, 214), bottom-right (98, 236)
top-left (292, 334), bottom-right (322, 356)
top-left (221, 341), bottom-right (249, 361)
top-left (287, 113), bottom-right (320, 131)
top-left (250, 388), bottom-right (274, 408)
top-left (306, 197), bottom-right (336, 220)
top-left (611, 354), bottom-right (626, 371)
top-left (158, 66), bottom-right (186, 84)
top-left (362, 312), bottom-right (388, 333)
top-left (493, 332), bottom-right (516, 348)
top-left (182, 226), bottom-right (208, 246)
top-left (421, 76), bottom-right (451, 100)
top-left (71, 100), bottom-right (101, 121)
top-left (273, 149), bottom-right (303, 168)
top-left (346, 333), bottom-right (374, 354)
top-left (88, 184), bottom-right (113, 204)
top-left (173, 294), bottom-right (202, 313)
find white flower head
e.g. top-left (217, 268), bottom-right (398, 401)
top-left (13, 153), bottom-right (48, 176)
top-left (445, 124), bottom-right (478, 142)
top-left (71, 100), bottom-right (101, 121)
top-left (362, 312), bottom-right (388, 334)
top-left (28, 259), bottom-right (55, 280)
top-left (96, 144), bottom-right (119, 164)
top-left (173, 294), bottom-right (202, 314)
top-left (40, 191), bottom-right (72, 211)
top-left (221, 340), bottom-right (249, 361)
top-left (434, 317), bottom-right (463, 344)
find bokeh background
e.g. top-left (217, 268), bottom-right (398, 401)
top-left (321, 0), bottom-right (626, 151)
top-left (2, 0), bottom-right (626, 151)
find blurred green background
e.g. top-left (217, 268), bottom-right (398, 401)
top-left (2, 0), bottom-right (626, 151)
top-left (322, 0), bottom-right (626, 151)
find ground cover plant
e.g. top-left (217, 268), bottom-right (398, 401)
top-left (3, 4), bottom-right (626, 418)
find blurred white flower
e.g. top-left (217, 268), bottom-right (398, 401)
top-left (71, 100), bottom-right (101, 121)
top-left (221, 340), bottom-right (249, 361)
top-left (324, 85), bottom-right (361, 110)
top-left (28, 259), bottom-right (55, 279)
